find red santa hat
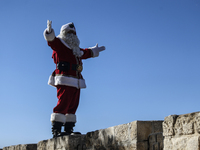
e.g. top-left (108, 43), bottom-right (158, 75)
top-left (60, 22), bottom-right (76, 34)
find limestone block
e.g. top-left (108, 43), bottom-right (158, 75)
top-left (3, 144), bottom-right (37, 150)
top-left (2, 120), bottom-right (163, 150)
top-left (164, 136), bottom-right (200, 150)
top-left (37, 135), bottom-right (86, 150)
top-left (114, 122), bottom-right (137, 150)
top-left (137, 121), bottom-right (152, 142)
top-left (163, 137), bottom-right (173, 150)
top-left (115, 124), bottom-right (129, 144)
top-left (137, 121), bottom-right (163, 150)
top-left (85, 123), bottom-right (136, 150)
top-left (137, 121), bottom-right (162, 141)
top-left (148, 132), bottom-right (163, 150)
top-left (174, 115), bottom-right (194, 135)
top-left (194, 113), bottom-right (200, 134)
top-left (129, 121), bottom-right (137, 141)
top-left (86, 127), bottom-right (118, 150)
top-left (163, 115), bottom-right (178, 136)
top-left (163, 112), bottom-right (200, 150)
top-left (163, 112), bottom-right (200, 137)
top-left (85, 120), bottom-right (163, 150)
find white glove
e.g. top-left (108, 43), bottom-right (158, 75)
top-left (47, 20), bottom-right (52, 33)
top-left (43, 20), bottom-right (55, 41)
top-left (89, 44), bottom-right (106, 57)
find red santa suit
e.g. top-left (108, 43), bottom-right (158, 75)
top-left (43, 22), bottom-right (105, 136)
top-left (47, 37), bottom-right (94, 123)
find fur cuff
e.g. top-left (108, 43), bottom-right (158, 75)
top-left (65, 114), bottom-right (76, 122)
top-left (43, 29), bottom-right (55, 41)
top-left (50, 113), bottom-right (66, 123)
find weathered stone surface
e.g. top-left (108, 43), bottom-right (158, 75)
top-left (137, 121), bottom-right (163, 150)
top-left (148, 132), bottom-right (163, 150)
top-left (195, 113), bottom-right (200, 134)
top-left (3, 144), bottom-right (37, 150)
top-left (85, 120), bottom-right (163, 150)
top-left (163, 111), bottom-right (200, 150)
top-left (37, 135), bottom-right (86, 150)
top-left (164, 136), bottom-right (200, 150)
top-left (3, 120), bottom-right (163, 150)
top-left (85, 127), bottom-right (118, 150)
top-left (6, 112), bottom-right (200, 149)
top-left (175, 114), bottom-right (195, 135)
top-left (163, 115), bottom-right (178, 136)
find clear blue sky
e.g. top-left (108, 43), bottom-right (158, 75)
top-left (0, 0), bottom-right (200, 148)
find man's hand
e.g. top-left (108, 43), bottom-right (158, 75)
top-left (89, 43), bottom-right (106, 57)
top-left (43, 20), bottom-right (55, 41)
top-left (90, 43), bottom-right (106, 52)
top-left (47, 20), bottom-right (52, 33)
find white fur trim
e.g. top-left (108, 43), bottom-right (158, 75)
top-left (65, 114), bottom-right (76, 122)
top-left (48, 75), bottom-right (86, 89)
top-left (57, 37), bottom-right (71, 49)
top-left (57, 38), bottom-right (84, 57)
top-left (50, 113), bottom-right (66, 123)
top-left (43, 29), bottom-right (55, 41)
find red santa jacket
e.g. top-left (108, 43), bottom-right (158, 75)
top-left (47, 37), bottom-right (93, 89)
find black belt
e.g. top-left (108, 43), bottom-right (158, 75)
top-left (57, 62), bottom-right (83, 72)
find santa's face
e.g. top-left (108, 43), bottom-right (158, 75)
top-left (67, 30), bottom-right (76, 35)
top-left (59, 30), bottom-right (82, 57)
top-left (62, 29), bottom-right (76, 36)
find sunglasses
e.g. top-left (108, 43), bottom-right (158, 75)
top-left (69, 23), bottom-right (74, 28)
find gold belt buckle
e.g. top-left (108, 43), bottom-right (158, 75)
top-left (77, 65), bottom-right (83, 72)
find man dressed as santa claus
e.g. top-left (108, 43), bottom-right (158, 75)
top-left (43, 20), bottom-right (105, 138)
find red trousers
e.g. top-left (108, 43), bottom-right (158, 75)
top-left (53, 85), bottom-right (80, 114)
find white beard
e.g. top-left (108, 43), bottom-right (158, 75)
top-left (58, 33), bottom-right (83, 57)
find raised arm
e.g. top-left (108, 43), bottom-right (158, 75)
top-left (43, 20), bottom-right (55, 42)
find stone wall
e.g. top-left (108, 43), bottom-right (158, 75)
top-left (4, 112), bottom-right (200, 149)
top-left (37, 135), bottom-right (86, 150)
top-left (2, 120), bottom-right (163, 150)
top-left (3, 144), bottom-right (37, 150)
top-left (85, 121), bottom-right (163, 150)
top-left (163, 111), bottom-right (200, 150)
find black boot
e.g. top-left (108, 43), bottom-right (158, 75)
top-left (51, 121), bottom-right (63, 138)
top-left (64, 122), bottom-right (81, 135)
